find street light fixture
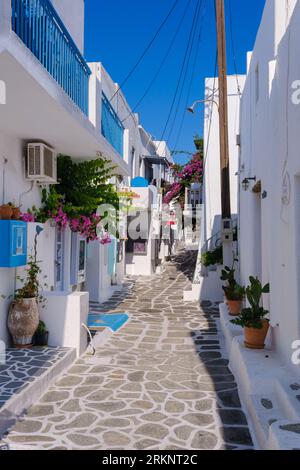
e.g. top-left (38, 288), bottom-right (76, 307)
top-left (187, 98), bottom-right (219, 114)
top-left (241, 177), bottom-right (256, 192)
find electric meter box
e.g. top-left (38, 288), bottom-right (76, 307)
top-left (0, 220), bottom-right (27, 268)
top-left (221, 219), bottom-right (234, 243)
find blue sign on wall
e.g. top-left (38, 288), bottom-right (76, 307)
top-left (0, 220), bottom-right (27, 268)
top-left (131, 177), bottom-right (149, 188)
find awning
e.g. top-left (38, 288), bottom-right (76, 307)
top-left (142, 155), bottom-right (170, 166)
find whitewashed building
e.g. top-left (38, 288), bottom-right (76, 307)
top-left (0, 0), bottom-right (170, 354)
top-left (185, 74), bottom-right (245, 302)
top-left (219, 0), bottom-right (300, 450)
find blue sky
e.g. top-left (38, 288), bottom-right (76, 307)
top-left (84, 0), bottom-right (266, 164)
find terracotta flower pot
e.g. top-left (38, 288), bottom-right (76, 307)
top-left (227, 299), bottom-right (243, 316)
top-left (244, 320), bottom-right (270, 350)
top-left (8, 298), bottom-right (39, 348)
top-left (0, 205), bottom-right (13, 220)
top-left (11, 207), bottom-right (21, 220)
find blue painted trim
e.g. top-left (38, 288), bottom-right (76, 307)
top-left (0, 220), bottom-right (27, 268)
top-left (11, 0), bottom-right (91, 115)
top-left (101, 93), bottom-right (124, 157)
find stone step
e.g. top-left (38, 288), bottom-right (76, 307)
top-left (268, 420), bottom-right (300, 450)
top-left (274, 379), bottom-right (300, 420)
top-left (247, 393), bottom-right (286, 449)
top-left (220, 302), bottom-right (300, 449)
top-left (0, 347), bottom-right (76, 438)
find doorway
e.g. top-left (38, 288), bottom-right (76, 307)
top-left (55, 228), bottom-right (65, 291)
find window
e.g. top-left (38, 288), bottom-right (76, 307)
top-left (255, 64), bottom-right (259, 103)
top-left (131, 148), bottom-right (135, 179)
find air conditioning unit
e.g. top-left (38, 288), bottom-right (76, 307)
top-left (26, 143), bottom-right (57, 183)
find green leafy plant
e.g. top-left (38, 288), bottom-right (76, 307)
top-left (22, 154), bottom-right (121, 238)
top-left (201, 246), bottom-right (223, 267)
top-left (7, 202), bottom-right (21, 209)
top-left (225, 284), bottom-right (245, 301)
top-left (221, 261), bottom-right (245, 300)
top-left (231, 277), bottom-right (270, 329)
top-left (14, 256), bottom-right (46, 305)
top-left (221, 264), bottom-right (236, 289)
top-left (36, 320), bottom-right (48, 335)
top-left (56, 155), bottom-right (119, 215)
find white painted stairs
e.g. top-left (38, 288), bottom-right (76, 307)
top-left (220, 303), bottom-right (300, 450)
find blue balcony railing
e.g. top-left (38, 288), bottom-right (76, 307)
top-left (11, 0), bottom-right (91, 115)
top-left (101, 93), bottom-right (124, 157)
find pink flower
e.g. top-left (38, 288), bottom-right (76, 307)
top-left (53, 206), bottom-right (69, 230)
top-left (21, 213), bottom-right (36, 223)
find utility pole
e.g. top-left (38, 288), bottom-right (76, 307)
top-left (215, 0), bottom-right (233, 267)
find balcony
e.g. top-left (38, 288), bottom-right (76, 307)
top-left (11, 0), bottom-right (91, 115)
top-left (101, 93), bottom-right (124, 157)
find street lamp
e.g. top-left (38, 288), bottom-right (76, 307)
top-left (34, 225), bottom-right (44, 261)
top-left (241, 177), bottom-right (256, 192)
top-left (187, 98), bottom-right (219, 114)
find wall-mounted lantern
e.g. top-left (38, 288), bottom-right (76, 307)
top-left (241, 177), bottom-right (256, 191)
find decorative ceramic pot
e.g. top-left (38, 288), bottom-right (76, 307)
top-left (244, 320), bottom-right (270, 350)
top-left (8, 298), bottom-right (39, 348)
top-left (227, 300), bottom-right (243, 316)
top-left (0, 205), bottom-right (13, 220)
top-left (11, 207), bottom-right (21, 220)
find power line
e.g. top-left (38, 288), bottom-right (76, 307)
top-left (173, 0), bottom-right (207, 151)
top-left (228, 0), bottom-right (242, 97)
top-left (156, 0), bottom-right (202, 153)
top-left (110, 0), bottom-right (179, 103)
top-left (166, 0), bottom-right (204, 145)
top-left (122, 0), bottom-right (193, 124)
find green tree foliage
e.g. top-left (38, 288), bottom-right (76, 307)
top-left (194, 134), bottom-right (204, 159)
top-left (56, 155), bottom-right (119, 216)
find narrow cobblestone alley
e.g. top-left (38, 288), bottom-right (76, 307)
top-left (4, 249), bottom-right (254, 450)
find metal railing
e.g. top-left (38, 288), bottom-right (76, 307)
top-left (101, 93), bottom-right (124, 157)
top-left (11, 0), bottom-right (91, 115)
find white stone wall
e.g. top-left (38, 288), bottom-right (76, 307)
top-left (202, 75), bottom-right (246, 248)
top-left (239, 0), bottom-right (300, 375)
top-left (50, 0), bottom-right (85, 54)
top-left (88, 62), bottom-right (142, 180)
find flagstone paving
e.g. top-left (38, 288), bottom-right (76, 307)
top-left (4, 249), bottom-right (254, 450)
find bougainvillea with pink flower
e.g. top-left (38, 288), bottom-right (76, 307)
top-left (21, 212), bottom-right (36, 223)
top-left (20, 154), bottom-right (120, 244)
top-left (163, 152), bottom-right (203, 206)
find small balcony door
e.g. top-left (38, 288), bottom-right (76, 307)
top-left (55, 229), bottom-right (65, 291)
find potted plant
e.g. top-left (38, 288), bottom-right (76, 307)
top-left (0, 204), bottom-right (13, 220)
top-left (201, 246), bottom-right (223, 267)
top-left (224, 284), bottom-right (245, 316)
top-left (221, 264), bottom-right (236, 304)
top-left (231, 277), bottom-right (270, 349)
top-left (221, 263), bottom-right (245, 315)
top-left (34, 320), bottom-right (49, 347)
top-left (8, 202), bottom-right (21, 220)
top-left (7, 257), bottom-right (43, 348)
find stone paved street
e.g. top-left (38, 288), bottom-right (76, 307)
top-left (4, 249), bottom-right (253, 450)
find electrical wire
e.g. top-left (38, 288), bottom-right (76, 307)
top-left (173, 0), bottom-right (207, 152)
top-left (156, 0), bottom-right (202, 153)
top-left (122, 0), bottom-right (193, 124)
top-left (228, 0), bottom-right (242, 97)
top-left (110, 0), bottom-right (179, 103)
top-left (166, 0), bottom-right (204, 145)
